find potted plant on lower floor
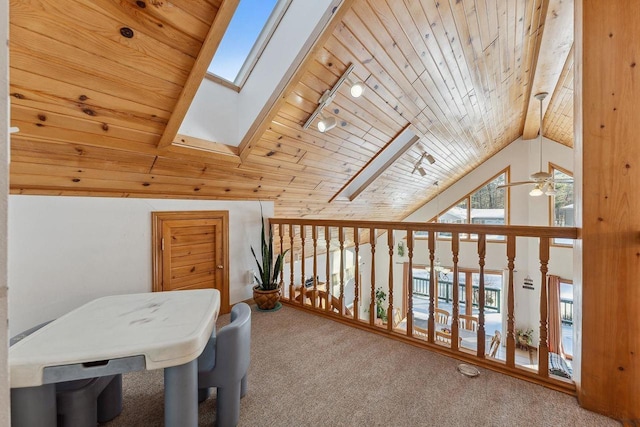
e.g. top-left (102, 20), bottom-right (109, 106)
top-left (251, 214), bottom-right (288, 311)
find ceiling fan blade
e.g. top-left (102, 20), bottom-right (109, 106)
top-left (549, 179), bottom-right (574, 183)
top-left (498, 181), bottom-right (536, 188)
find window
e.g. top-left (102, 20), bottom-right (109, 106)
top-left (431, 169), bottom-right (508, 241)
top-left (207, 0), bottom-right (291, 87)
top-left (549, 164), bottom-right (574, 246)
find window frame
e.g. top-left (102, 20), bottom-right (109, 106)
top-left (205, 0), bottom-right (293, 90)
top-left (548, 163), bottom-right (574, 247)
top-left (422, 168), bottom-right (510, 243)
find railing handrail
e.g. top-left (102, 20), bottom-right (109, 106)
top-left (269, 218), bottom-right (579, 239)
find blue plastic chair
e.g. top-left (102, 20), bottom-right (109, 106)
top-left (197, 302), bottom-right (251, 427)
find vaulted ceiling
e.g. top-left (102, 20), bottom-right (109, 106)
top-left (8, 0), bottom-right (573, 220)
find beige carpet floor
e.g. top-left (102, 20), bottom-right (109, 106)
top-left (104, 305), bottom-right (619, 427)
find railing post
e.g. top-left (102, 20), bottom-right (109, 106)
top-left (477, 234), bottom-right (486, 358)
top-left (451, 232), bottom-right (460, 351)
top-left (506, 235), bottom-right (516, 367)
top-left (539, 237), bottom-right (550, 377)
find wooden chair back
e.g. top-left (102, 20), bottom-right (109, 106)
top-left (434, 308), bottom-right (450, 324)
top-left (459, 314), bottom-right (478, 331)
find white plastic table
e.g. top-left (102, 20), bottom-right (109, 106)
top-left (9, 289), bottom-right (220, 427)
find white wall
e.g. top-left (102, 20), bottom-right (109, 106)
top-left (1, 0), bottom-right (10, 422)
top-left (8, 196), bottom-right (273, 336)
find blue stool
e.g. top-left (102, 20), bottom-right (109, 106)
top-left (10, 321), bottom-right (123, 427)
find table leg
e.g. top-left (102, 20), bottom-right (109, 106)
top-left (164, 359), bottom-right (198, 427)
top-left (10, 384), bottom-right (56, 427)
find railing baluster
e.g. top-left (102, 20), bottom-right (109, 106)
top-left (279, 224), bottom-right (285, 300)
top-left (506, 235), bottom-right (516, 367)
top-left (539, 237), bottom-right (550, 377)
top-left (452, 232), bottom-right (460, 350)
top-left (289, 224), bottom-right (296, 305)
top-left (300, 225), bottom-right (306, 305)
top-left (312, 226), bottom-right (318, 309)
top-left (353, 227), bottom-right (360, 321)
top-left (407, 230), bottom-right (414, 338)
top-left (325, 226), bottom-right (331, 313)
top-left (339, 226), bottom-right (345, 316)
top-left (369, 227), bottom-right (376, 326)
top-left (477, 234), bottom-right (487, 358)
top-left (387, 229), bottom-right (394, 332)
top-left (428, 231), bottom-right (435, 343)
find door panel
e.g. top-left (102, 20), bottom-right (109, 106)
top-left (152, 211), bottom-right (229, 314)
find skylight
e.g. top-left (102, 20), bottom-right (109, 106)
top-left (207, 0), bottom-right (290, 86)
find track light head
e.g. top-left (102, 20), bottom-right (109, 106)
top-left (425, 153), bottom-right (436, 164)
top-left (417, 166), bottom-right (427, 177)
top-left (317, 116), bottom-right (337, 133)
top-left (349, 81), bottom-right (365, 98)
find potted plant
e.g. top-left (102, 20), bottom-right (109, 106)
top-left (516, 327), bottom-right (534, 348)
top-left (251, 214), bottom-right (288, 311)
top-left (374, 287), bottom-right (388, 323)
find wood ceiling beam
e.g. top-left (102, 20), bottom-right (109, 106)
top-left (522, 0), bottom-right (574, 140)
top-left (156, 0), bottom-right (239, 149)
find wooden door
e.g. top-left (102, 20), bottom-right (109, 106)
top-left (152, 211), bottom-right (229, 314)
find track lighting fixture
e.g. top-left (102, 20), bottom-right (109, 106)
top-left (317, 115), bottom-right (337, 133)
top-left (302, 63), bottom-right (366, 131)
top-left (412, 152), bottom-right (436, 176)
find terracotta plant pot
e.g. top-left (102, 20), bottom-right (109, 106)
top-left (253, 286), bottom-right (281, 310)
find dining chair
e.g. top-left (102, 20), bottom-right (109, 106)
top-left (458, 314), bottom-right (478, 332)
top-left (434, 308), bottom-right (450, 324)
top-left (198, 302), bottom-right (251, 427)
top-left (435, 330), bottom-right (452, 344)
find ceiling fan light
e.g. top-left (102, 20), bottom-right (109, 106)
top-left (529, 185), bottom-right (544, 197)
top-left (349, 81), bottom-right (365, 98)
top-left (545, 187), bottom-right (557, 196)
top-left (317, 116), bottom-right (337, 133)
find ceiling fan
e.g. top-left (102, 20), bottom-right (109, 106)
top-left (498, 92), bottom-right (571, 196)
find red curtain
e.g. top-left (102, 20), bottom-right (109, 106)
top-left (547, 275), bottom-right (564, 355)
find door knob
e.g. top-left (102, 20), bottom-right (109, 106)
top-left (217, 265), bottom-right (224, 269)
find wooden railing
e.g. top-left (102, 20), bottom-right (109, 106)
top-left (270, 218), bottom-right (579, 394)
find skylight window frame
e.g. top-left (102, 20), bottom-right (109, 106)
top-left (205, 0), bottom-right (293, 90)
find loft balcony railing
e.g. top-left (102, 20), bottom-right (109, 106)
top-left (270, 218), bottom-right (579, 394)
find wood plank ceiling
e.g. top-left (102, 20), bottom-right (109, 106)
top-left (8, 0), bottom-right (574, 221)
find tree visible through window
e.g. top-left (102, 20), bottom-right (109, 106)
top-left (550, 165), bottom-right (574, 245)
top-left (432, 169), bottom-right (508, 241)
